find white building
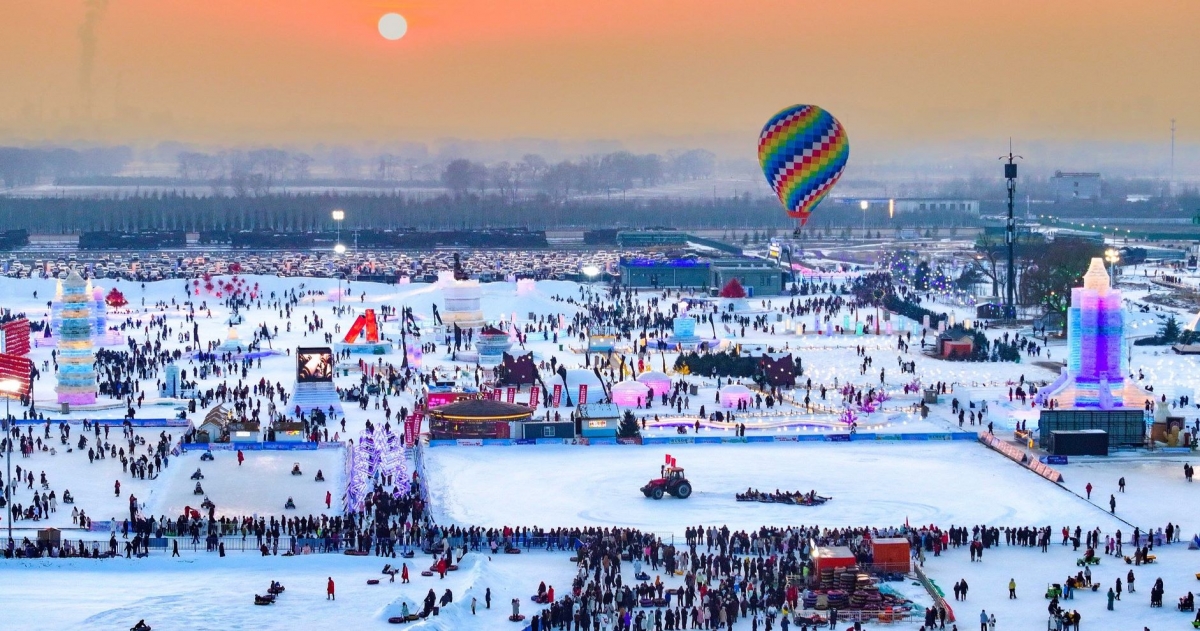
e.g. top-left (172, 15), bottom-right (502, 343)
top-left (1051, 172), bottom-right (1101, 201)
top-left (892, 199), bottom-right (979, 215)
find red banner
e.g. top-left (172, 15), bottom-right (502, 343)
top-left (552, 384), bottom-right (563, 408)
top-left (507, 387), bottom-right (516, 404)
top-left (1, 319), bottom-right (30, 357)
top-left (404, 413), bottom-right (423, 447)
top-left (528, 385), bottom-right (540, 410)
top-left (578, 384), bottom-right (588, 406)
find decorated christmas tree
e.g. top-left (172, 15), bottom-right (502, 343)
top-left (104, 287), bottom-right (128, 308)
top-left (719, 278), bottom-right (747, 299)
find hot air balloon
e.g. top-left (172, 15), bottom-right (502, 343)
top-left (758, 105), bottom-right (849, 226)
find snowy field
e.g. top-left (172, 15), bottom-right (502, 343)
top-left (1058, 454), bottom-right (1197, 532)
top-left (6, 429), bottom-right (343, 528)
top-left (1, 268), bottom-right (1199, 631)
top-left (425, 441), bottom-right (1129, 532)
top-left (0, 551), bottom-right (579, 631)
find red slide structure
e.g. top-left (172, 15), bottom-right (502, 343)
top-left (343, 309), bottom-right (380, 344)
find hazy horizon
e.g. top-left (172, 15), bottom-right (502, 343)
top-left (2, 1), bottom-right (1199, 185)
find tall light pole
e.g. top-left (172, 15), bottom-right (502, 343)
top-left (332, 210), bottom-right (346, 311)
top-left (0, 378), bottom-right (20, 553)
top-left (859, 200), bottom-right (869, 238)
top-left (1001, 142), bottom-right (1023, 320)
top-left (1105, 248), bottom-right (1120, 279)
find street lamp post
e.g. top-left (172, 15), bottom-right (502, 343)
top-left (1105, 248), bottom-right (1119, 279)
top-left (0, 378), bottom-right (20, 555)
top-left (859, 200), bottom-right (869, 239)
top-left (332, 210), bottom-right (346, 310)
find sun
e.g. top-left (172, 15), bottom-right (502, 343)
top-left (378, 13), bottom-right (408, 41)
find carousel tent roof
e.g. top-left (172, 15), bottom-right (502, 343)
top-left (429, 398), bottom-right (533, 421)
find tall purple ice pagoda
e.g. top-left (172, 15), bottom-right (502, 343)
top-left (1037, 258), bottom-right (1150, 409)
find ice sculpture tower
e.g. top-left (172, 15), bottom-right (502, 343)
top-left (1038, 258), bottom-right (1149, 409)
top-left (55, 270), bottom-right (98, 405)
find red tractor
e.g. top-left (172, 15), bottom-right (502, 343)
top-left (641, 465), bottom-right (692, 500)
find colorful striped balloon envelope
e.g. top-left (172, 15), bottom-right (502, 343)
top-left (758, 105), bottom-right (849, 225)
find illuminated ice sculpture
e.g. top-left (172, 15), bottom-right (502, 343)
top-left (636, 370), bottom-right (672, 397)
top-left (719, 384), bottom-right (754, 409)
top-left (1037, 258), bottom-right (1149, 409)
top-left (55, 270), bottom-right (98, 405)
top-left (611, 380), bottom-right (650, 407)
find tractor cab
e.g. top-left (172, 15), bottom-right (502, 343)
top-left (642, 463), bottom-right (693, 500)
top-left (662, 466), bottom-right (685, 481)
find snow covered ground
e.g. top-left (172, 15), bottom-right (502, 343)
top-left (0, 551), bottom-right (579, 631)
top-left (1, 267), bottom-right (1199, 631)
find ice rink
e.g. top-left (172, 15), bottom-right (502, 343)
top-left (424, 441), bottom-right (1128, 533)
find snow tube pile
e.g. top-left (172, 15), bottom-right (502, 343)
top-left (735, 490), bottom-right (831, 506)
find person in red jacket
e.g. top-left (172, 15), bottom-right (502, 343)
top-left (327, 577), bottom-right (335, 600)
top-left (237, 450), bottom-right (245, 466)
top-left (436, 557), bottom-right (447, 579)
top-left (325, 490), bottom-right (332, 509)
top-left (401, 563), bottom-right (409, 584)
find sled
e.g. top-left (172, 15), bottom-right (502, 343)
top-left (344, 550), bottom-right (368, 556)
top-left (1076, 557), bottom-right (1099, 566)
top-left (447, 565), bottom-right (458, 572)
top-left (420, 571), bottom-right (434, 577)
top-left (254, 595), bottom-right (275, 605)
top-left (268, 586), bottom-right (285, 595)
top-left (634, 572), bottom-right (651, 581)
top-left (504, 548), bottom-right (521, 555)
top-left (508, 615), bottom-right (526, 622)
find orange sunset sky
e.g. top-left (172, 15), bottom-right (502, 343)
top-left (2, 0), bottom-right (1197, 152)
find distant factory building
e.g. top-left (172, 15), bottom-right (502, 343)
top-left (709, 259), bottom-right (782, 297)
top-left (619, 257), bottom-right (711, 289)
top-left (1051, 171), bottom-right (1102, 201)
top-left (618, 256), bottom-right (782, 296)
top-left (892, 199), bottom-right (980, 215)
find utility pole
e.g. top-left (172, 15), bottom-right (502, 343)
top-left (1001, 141), bottom-right (1022, 320)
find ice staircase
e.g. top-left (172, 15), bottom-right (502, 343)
top-left (291, 381), bottom-right (343, 416)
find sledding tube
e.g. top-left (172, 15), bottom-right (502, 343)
top-left (367, 579), bottom-right (380, 585)
top-left (388, 616), bottom-right (406, 624)
top-left (673, 482), bottom-right (692, 499)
